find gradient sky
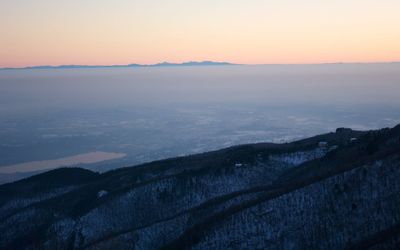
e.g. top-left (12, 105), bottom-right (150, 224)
top-left (1, 0), bottom-right (400, 67)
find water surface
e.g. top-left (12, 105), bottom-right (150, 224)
top-left (0, 151), bottom-right (126, 174)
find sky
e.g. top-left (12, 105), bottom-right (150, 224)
top-left (1, 0), bottom-right (400, 67)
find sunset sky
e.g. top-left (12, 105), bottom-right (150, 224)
top-left (1, 0), bottom-right (400, 67)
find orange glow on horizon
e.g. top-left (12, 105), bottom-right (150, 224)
top-left (1, 0), bottom-right (399, 68)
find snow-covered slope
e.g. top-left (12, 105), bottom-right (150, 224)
top-left (0, 125), bottom-right (399, 249)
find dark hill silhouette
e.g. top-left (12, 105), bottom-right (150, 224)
top-left (1, 125), bottom-right (399, 249)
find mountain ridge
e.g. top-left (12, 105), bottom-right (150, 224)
top-left (0, 61), bottom-right (235, 70)
top-left (2, 61), bottom-right (400, 70)
top-left (1, 125), bottom-right (399, 249)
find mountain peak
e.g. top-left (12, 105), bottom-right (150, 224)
top-left (0, 61), bottom-right (236, 70)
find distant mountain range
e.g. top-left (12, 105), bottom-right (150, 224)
top-left (1, 124), bottom-right (400, 249)
top-left (0, 61), bottom-right (236, 70)
top-left (2, 61), bottom-right (400, 70)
